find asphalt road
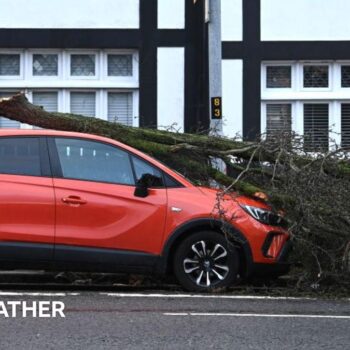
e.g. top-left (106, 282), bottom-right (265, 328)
top-left (0, 290), bottom-right (349, 350)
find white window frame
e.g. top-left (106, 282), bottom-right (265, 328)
top-left (300, 62), bottom-right (332, 92)
top-left (27, 89), bottom-right (62, 110)
top-left (261, 61), bottom-right (350, 150)
top-left (103, 50), bottom-right (139, 84)
top-left (0, 89), bottom-right (26, 129)
top-left (332, 101), bottom-right (344, 147)
top-left (0, 49), bottom-right (140, 129)
top-left (104, 89), bottom-right (139, 127)
top-left (27, 50), bottom-right (62, 81)
top-left (261, 101), bottom-right (295, 138)
top-left (337, 61), bottom-right (350, 90)
top-left (67, 89), bottom-right (99, 117)
top-left (0, 50), bottom-right (24, 80)
top-left (131, 90), bottom-right (139, 127)
top-left (302, 101), bottom-right (332, 151)
top-left (67, 50), bottom-right (99, 80)
top-left (262, 62), bottom-right (295, 92)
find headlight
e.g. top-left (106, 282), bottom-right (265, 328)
top-left (241, 205), bottom-right (287, 227)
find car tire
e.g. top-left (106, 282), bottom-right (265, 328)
top-left (173, 231), bottom-right (239, 292)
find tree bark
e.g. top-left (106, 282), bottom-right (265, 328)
top-left (0, 94), bottom-right (263, 197)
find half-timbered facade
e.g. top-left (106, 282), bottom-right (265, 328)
top-left (0, 0), bottom-right (349, 148)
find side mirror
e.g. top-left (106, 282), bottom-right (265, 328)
top-left (134, 173), bottom-right (162, 198)
top-left (134, 181), bottom-right (149, 198)
top-left (134, 174), bottom-right (150, 198)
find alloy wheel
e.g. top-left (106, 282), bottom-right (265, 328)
top-left (183, 240), bottom-right (230, 288)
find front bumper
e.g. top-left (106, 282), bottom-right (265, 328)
top-left (252, 238), bottom-right (293, 277)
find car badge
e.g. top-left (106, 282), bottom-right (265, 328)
top-left (171, 207), bottom-right (183, 213)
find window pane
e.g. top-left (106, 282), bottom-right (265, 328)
top-left (266, 66), bottom-right (291, 88)
top-left (304, 104), bottom-right (329, 152)
top-left (33, 92), bottom-right (58, 112)
top-left (132, 156), bottom-right (163, 187)
top-left (164, 174), bottom-right (181, 188)
top-left (266, 104), bottom-right (292, 137)
top-left (32, 91), bottom-right (58, 130)
top-left (0, 137), bottom-right (41, 176)
top-left (70, 92), bottom-right (95, 117)
top-left (303, 66), bottom-right (329, 88)
top-left (341, 104), bottom-right (350, 148)
top-left (108, 55), bottom-right (133, 76)
top-left (0, 92), bottom-right (21, 128)
top-left (341, 66), bottom-right (350, 88)
top-left (33, 54), bottom-right (58, 76)
top-left (55, 138), bottom-right (134, 185)
top-left (0, 54), bottom-right (20, 76)
top-left (108, 92), bottom-right (133, 126)
top-left (71, 54), bottom-right (95, 76)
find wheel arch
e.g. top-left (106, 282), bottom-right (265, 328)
top-left (155, 218), bottom-right (254, 278)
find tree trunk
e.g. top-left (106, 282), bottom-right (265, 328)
top-left (0, 94), bottom-right (263, 197)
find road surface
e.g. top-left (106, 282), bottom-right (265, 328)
top-left (0, 290), bottom-right (349, 349)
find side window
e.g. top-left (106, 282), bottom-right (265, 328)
top-left (131, 156), bottom-right (164, 188)
top-left (0, 137), bottom-right (41, 176)
top-left (164, 174), bottom-right (182, 188)
top-left (54, 138), bottom-right (134, 185)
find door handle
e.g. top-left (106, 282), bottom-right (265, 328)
top-left (61, 196), bottom-right (87, 205)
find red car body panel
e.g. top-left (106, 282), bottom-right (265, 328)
top-left (0, 174), bottom-right (55, 245)
top-left (53, 178), bottom-right (167, 255)
top-left (164, 186), bottom-right (289, 264)
top-left (0, 129), bottom-right (290, 273)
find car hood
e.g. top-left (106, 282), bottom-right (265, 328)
top-left (196, 186), bottom-right (271, 211)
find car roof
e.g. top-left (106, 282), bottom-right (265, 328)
top-left (0, 129), bottom-right (124, 146)
top-left (0, 129), bottom-right (193, 187)
top-left (0, 129), bottom-right (106, 138)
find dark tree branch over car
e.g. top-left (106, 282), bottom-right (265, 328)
top-left (0, 94), bottom-right (349, 291)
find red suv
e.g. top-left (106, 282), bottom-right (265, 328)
top-left (0, 130), bottom-right (290, 291)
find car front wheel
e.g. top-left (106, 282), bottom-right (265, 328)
top-left (173, 231), bottom-right (239, 292)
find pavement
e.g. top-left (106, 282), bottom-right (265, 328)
top-left (0, 290), bottom-right (349, 350)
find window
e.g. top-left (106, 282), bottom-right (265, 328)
top-left (266, 66), bottom-right (291, 88)
top-left (164, 174), bottom-right (182, 188)
top-left (341, 104), bottom-right (350, 148)
top-left (262, 61), bottom-right (350, 149)
top-left (70, 92), bottom-right (96, 117)
top-left (70, 54), bottom-right (95, 76)
top-left (341, 66), bottom-right (350, 88)
top-left (0, 54), bottom-right (20, 76)
top-left (108, 92), bottom-right (133, 126)
top-left (0, 92), bottom-right (21, 128)
top-left (108, 55), bottom-right (133, 76)
top-left (0, 137), bottom-right (41, 176)
top-left (0, 49), bottom-right (139, 129)
top-left (55, 138), bottom-right (134, 185)
top-left (303, 65), bottom-right (329, 88)
top-left (266, 104), bottom-right (292, 137)
top-left (132, 156), bottom-right (163, 187)
top-left (33, 54), bottom-right (58, 76)
top-left (32, 91), bottom-right (58, 129)
top-left (33, 92), bottom-right (58, 113)
top-left (304, 104), bottom-right (329, 152)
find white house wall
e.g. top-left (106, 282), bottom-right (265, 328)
top-left (157, 48), bottom-right (185, 132)
top-left (222, 60), bottom-right (243, 138)
top-left (158, 0), bottom-right (185, 29)
top-left (261, 0), bottom-right (350, 41)
top-left (0, 0), bottom-right (139, 29)
top-left (221, 0), bottom-right (242, 41)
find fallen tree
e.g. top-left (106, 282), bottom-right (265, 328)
top-left (0, 94), bottom-right (349, 292)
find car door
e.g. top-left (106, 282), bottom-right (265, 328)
top-left (0, 136), bottom-right (55, 265)
top-left (48, 137), bottom-right (167, 270)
